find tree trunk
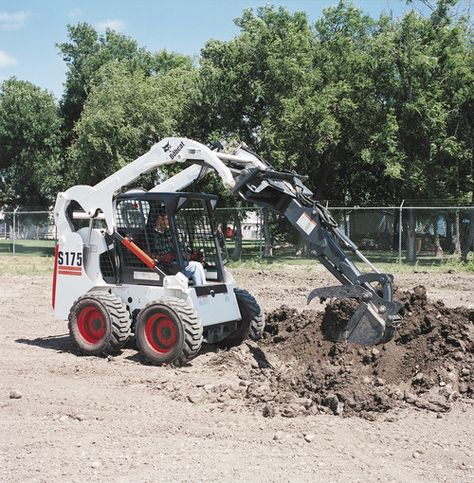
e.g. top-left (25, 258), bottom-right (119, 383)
top-left (405, 208), bottom-right (416, 263)
top-left (453, 210), bottom-right (461, 255)
top-left (446, 216), bottom-right (452, 252)
top-left (295, 234), bottom-right (308, 257)
top-left (392, 208), bottom-right (400, 251)
top-left (231, 214), bottom-right (242, 261)
top-left (263, 208), bottom-right (273, 257)
top-left (433, 216), bottom-right (443, 258)
top-left (342, 210), bottom-right (350, 237)
top-left (462, 204), bottom-right (474, 263)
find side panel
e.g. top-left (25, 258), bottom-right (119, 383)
top-left (188, 283), bottom-right (241, 326)
top-left (53, 232), bottom-right (95, 320)
top-left (111, 281), bottom-right (242, 327)
top-left (77, 227), bottom-right (109, 284)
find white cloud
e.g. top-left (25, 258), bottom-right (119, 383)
top-left (68, 8), bottom-right (82, 18)
top-left (0, 51), bottom-right (17, 68)
top-left (0, 11), bottom-right (31, 31)
top-left (95, 19), bottom-right (125, 32)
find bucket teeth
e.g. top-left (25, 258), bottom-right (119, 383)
top-left (307, 285), bottom-right (402, 346)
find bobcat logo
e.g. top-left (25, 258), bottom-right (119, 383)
top-left (162, 140), bottom-right (185, 160)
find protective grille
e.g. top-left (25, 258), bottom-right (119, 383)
top-left (175, 199), bottom-right (219, 271)
top-left (99, 251), bottom-right (116, 280)
top-left (116, 199), bottom-right (153, 269)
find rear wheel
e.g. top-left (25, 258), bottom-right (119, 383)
top-left (135, 297), bottom-right (202, 366)
top-left (68, 292), bottom-right (132, 356)
top-left (222, 288), bottom-right (264, 348)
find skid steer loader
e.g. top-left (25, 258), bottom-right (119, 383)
top-left (52, 138), bottom-right (402, 366)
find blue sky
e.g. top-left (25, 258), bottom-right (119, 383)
top-left (0, 0), bottom-right (431, 100)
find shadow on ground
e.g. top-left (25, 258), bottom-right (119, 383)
top-left (123, 342), bottom-right (220, 366)
top-left (15, 334), bottom-right (77, 354)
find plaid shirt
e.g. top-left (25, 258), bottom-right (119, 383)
top-left (153, 228), bottom-right (174, 255)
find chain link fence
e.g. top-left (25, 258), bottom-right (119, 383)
top-left (216, 205), bottom-right (474, 265)
top-left (329, 206), bottom-right (474, 265)
top-left (0, 211), bottom-right (56, 256)
top-left (1, 206), bottom-right (473, 264)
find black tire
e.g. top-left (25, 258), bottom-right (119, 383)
top-left (222, 288), bottom-right (264, 348)
top-left (135, 297), bottom-right (203, 366)
top-left (68, 291), bottom-right (132, 356)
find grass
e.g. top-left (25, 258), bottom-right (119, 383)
top-left (0, 255), bottom-right (55, 275)
top-left (1, 240), bottom-right (472, 276)
top-left (225, 243), bottom-right (474, 272)
top-left (226, 258), bottom-right (474, 273)
top-left (0, 239), bottom-right (55, 256)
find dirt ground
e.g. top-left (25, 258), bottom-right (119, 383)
top-left (1, 265), bottom-right (474, 482)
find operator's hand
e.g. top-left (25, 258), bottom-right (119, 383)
top-left (190, 249), bottom-right (205, 264)
top-left (161, 252), bottom-right (176, 264)
top-left (151, 252), bottom-right (175, 265)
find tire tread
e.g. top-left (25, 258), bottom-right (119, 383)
top-left (137, 297), bottom-right (203, 366)
top-left (68, 291), bottom-right (131, 356)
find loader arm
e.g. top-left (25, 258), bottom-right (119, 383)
top-left (54, 138), bottom-right (235, 236)
top-left (105, 139), bottom-right (402, 345)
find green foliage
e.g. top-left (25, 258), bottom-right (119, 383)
top-left (68, 61), bottom-right (198, 185)
top-left (0, 78), bottom-right (63, 208)
top-left (57, 22), bottom-right (193, 141)
top-left (190, 0), bottom-right (473, 205)
top-left (1, 0), bottom-right (473, 217)
top-left (375, 6), bottom-right (474, 203)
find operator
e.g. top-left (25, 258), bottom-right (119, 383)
top-left (152, 210), bottom-right (207, 286)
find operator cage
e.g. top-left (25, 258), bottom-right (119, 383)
top-left (100, 192), bottom-right (226, 285)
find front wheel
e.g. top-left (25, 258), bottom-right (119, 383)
top-left (222, 288), bottom-right (264, 347)
top-left (135, 297), bottom-right (203, 366)
top-left (68, 292), bottom-right (131, 356)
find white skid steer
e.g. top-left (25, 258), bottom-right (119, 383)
top-left (52, 138), bottom-right (402, 365)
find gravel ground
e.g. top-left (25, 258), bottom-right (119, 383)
top-left (1, 265), bottom-right (473, 482)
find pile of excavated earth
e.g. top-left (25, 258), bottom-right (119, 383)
top-left (195, 286), bottom-right (473, 419)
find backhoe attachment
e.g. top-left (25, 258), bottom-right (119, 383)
top-left (307, 284), bottom-right (402, 345)
top-left (217, 144), bottom-right (403, 346)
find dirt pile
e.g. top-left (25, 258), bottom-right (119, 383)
top-left (207, 286), bottom-right (473, 419)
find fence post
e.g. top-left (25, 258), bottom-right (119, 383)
top-left (398, 200), bottom-right (405, 264)
top-left (12, 208), bottom-right (18, 256)
top-left (259, 207), bottom-right (263, 260)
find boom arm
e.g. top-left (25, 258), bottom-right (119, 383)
top-left (54, 138), bottom-right (235, 235)
top-left (211, 147), bottom-right (402, 345)
top-left (147, 143), bottom-right (402, 344)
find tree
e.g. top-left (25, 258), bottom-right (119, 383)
top-left (271, 1), bottom-right (405, 202)
top-left (185, 1), bottom-right (473, 260)
top-left (68, 61), bottom-right (198, 186)
top-left (0, 78), bottom-right (63, 209)
top-left (381, 2), bottom-right (473, 260)
top-left (193, 6), bottom-right (314, 151)
top-left (193, 2), bottom-right (406, 202)
top-left (57, 23), bottom-right (193, 142)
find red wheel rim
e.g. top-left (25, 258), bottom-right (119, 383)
top-left (144, 312), bottom-right (178, 354)
top-left (77, 306), bottom-right (106, 344)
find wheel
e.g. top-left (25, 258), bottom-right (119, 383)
top-left (222, 288), bottom-right (264, 347)
top-left (68, 291), bottom-right (132, 356)
top-left (135, 297), bottom-right (203, 366)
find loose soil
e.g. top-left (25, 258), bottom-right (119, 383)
top-left (227, 286), bottom-right (473, 419)
top-left (1, 265), bottom-right (474, 481)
